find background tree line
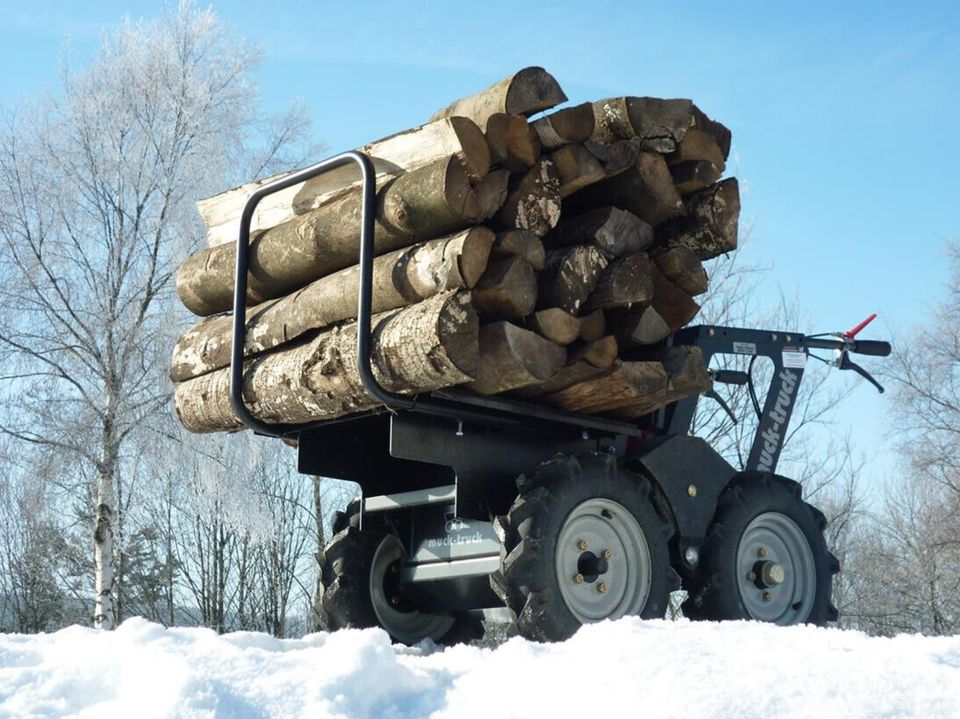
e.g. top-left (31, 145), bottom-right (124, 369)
top-left (0, 2), bottom-right (955, 638)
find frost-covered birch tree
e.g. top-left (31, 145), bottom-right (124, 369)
top-left (0, 2), bottom-right (314, 629)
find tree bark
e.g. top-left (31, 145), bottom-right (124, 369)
top-left (498, 158), bottom-right (562, 237)
top-left (590, 97), bottom-right (731, 157)
top-left (170, 227), bottom-right (493, 382)
top-left (532, 103), bottom-right (595, 149)
top-left (568, 335), bottom-right (619, 368)
top-left (430, 66), bottom-right (567, 126)
top-left (467, 321), bottom-right (566, 395)
top-left (178, 156), bottom-right (482, 316)
top-left (484, 113), bottom-right (541, 171)
top-left (584, 253), bottom-right (655, 311)
top-left (548, 144), bottom-right (606, 197)
top-left (667, 129), bottom-right (726, 171)
top-left (525, 307), bottom-right (581, 345)
top-left (546, 206), bottom-right (653, 259)
top-left (93, 436), bottom-right (118, 630)
top-left (512, 337), bottom-right (617, 399)
top-left (578, 309), bottom-right (606, 342)
top-left (655, 178), bottom-right (740, 260)
top-left (653, 246), bottom-right (708, 296)
top-left (563, 152), bottom-right (684, 227)
top-left (538, 245), bottom-right (608, 314)
top-left (612, 346), bottom-right (712, 419)
top-left (173, 291), bottom-right (479, 432)
top-left (607, 305), bottom-right (671, 347)
top-left (198, 116), bottom-right (490, 247)
top-left (471, 255), bottom-right (537, 320)
top-left (539, 361), bottom-right (669, 414)
top-left (492, 230), bottom-right (545, 270)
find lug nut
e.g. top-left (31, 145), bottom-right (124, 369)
top-left (597, 583), bottom-right (608, 594)
top-left (602, 549), bottom-right (612, 560)
top-left (390, 595), bottom-right (401, 606)
top-left (577, 539), bottom-right (588, 551)
top-left (747, 570), bottom-right (757, 582)
top-left (757, 547), bottom-right (768, 559)
top-left (687, 484), bottom-right (698, 498)
top-left (762, 591), bottom-right (773, 602)
top-left (573, 573), bottom-right (584, 584)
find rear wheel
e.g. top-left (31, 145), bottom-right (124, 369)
top-left (491, 452), bottom-right (673, 642)
top-left (319, 508), bottom-right (483, 645)
top-left (684, 473), bottom-right (839, 626)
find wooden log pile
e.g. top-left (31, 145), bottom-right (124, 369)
top-left (171, 67), bottom-right (737, 434)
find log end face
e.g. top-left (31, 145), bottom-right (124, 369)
top-left (449, 116), bottom-right (492, 180)
top-left (507, 66), bottom-right (568, 116)
top-left (458, 227), bottom-right (497, 288)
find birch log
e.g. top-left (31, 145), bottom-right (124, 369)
top-left (169, 227), bottom-right (494, 382)
top-left (430, 67), bottom-right (567, 126)
top-left (173, 291), bottom-right (479, 433)
top-left (198, 117), bottom-right (490, 247)
top-left (177, 156), bottom-right (481, 316)
top-left (590, 97), bottom-right (731, 157)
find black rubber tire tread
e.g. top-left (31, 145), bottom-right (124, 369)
top-left (490, 452), bottom-right (673, 643)
top-left (319, 504), bottom-right (486, 645)
top-left (683, 472), bottom-right (839, 625)
top-left (331, 498), bottom-right (362, 536)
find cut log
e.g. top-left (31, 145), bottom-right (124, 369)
top-left (538, 246), bottom-right (608, 314)
top-left (670, 161), bottom-right (721, 195)
top-left (656, 178), bottom-right (740, 260)
top-left (584, 253), bottom-right (654, 311)
top-left (525, 308), bottom-right (581, 345)
top-left (467, 322), bottom-right (566, 395)
top-left (430, 67), bottom-right (567, 126)
top-left (539, 361), bottom-right (669, 414)
top-left (471, 255), bottom-right (537, 320)
top-left (546, 206), bottom-right (653, 259)
top-left (177, 155), bottom-right (481, 316)
top-left (653, 246), bottom-right (708, 296)
top-left (531, 103), bottom-right (595, 149)
top-left (590, 97), bottom-right (731, 157)
top-left (484, 114), bottom-right (541, 172)
top-left (650, 266), bottom-right (701, 331)
top-left (607, 305), bottom-right (671, 347)
top-left (173, 291), bottom-right (479, 433)
top-left (578, 309), bottom-right (606, 342)
top-left (612, 346), bottom-right (712, 419)
top-left (498, 158), bottom-right (562, 236)
top-left (584, 137), bottom-right (644, 177)
top-left (169, 227), bottom-right (494, 382)
top-left (198, 117), bottom-right (490, 247)
top-left (563, 153), bottom-right (684, 227)
top-left (668, 129), bottom-right (726, 171)
top-left (548, 144), bottom-right (606, 197)
top-left (568, 336), bottom-right (619, 368)
top-left (474, 169), bottom-right (512, 220)
top-left (492, 230), bottom-right (545, 270)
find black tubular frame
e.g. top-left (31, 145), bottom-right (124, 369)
top-left (229, 151), bottom-right (644, 439)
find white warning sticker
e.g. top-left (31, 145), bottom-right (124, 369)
top-left (782, 347), bottom-right (807, 369)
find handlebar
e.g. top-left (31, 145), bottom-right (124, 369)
top-left (804, 337), bottom-right (891, 357)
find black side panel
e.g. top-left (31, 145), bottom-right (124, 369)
top-left (627, 435), bottom-right (736, 550)
top-left (297, 415), bottom-right (453, 494)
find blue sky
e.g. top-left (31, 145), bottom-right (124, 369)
top-left (1, 1), bottom-right (958, 490)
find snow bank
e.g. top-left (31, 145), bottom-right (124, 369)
top-left (1, 617), bottom-right (958, 718)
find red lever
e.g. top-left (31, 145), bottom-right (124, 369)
top-left (844, 313), bottom-right (877, 338)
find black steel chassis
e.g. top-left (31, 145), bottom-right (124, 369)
top-left (227, 153), bottom-right (826, 610)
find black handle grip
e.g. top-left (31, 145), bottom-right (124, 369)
top-left (851, 340), bottom-right (891, 357)
top-left (711, 369), bottom-right (750, 385)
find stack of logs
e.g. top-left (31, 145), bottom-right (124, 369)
top-left (171, 67), bottom-right (738, 433)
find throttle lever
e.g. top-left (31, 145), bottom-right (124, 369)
top-left (840, 354), bottom-right (885, 394)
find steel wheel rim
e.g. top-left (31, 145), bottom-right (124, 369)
top-left (555, 498), bottom-right (652, 623)
top-left (736, 512), bottom-right (817, 624)
top-left (369, 535), bottom-right (454, 643)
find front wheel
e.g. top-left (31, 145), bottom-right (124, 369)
top-left (684, 473), bottom-right (839, 626)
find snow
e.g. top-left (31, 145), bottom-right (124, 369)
top-left (1, 618), bottom-right (958, 719)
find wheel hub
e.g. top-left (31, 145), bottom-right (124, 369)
top-left (555, 498), bottom-right (652, 623)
